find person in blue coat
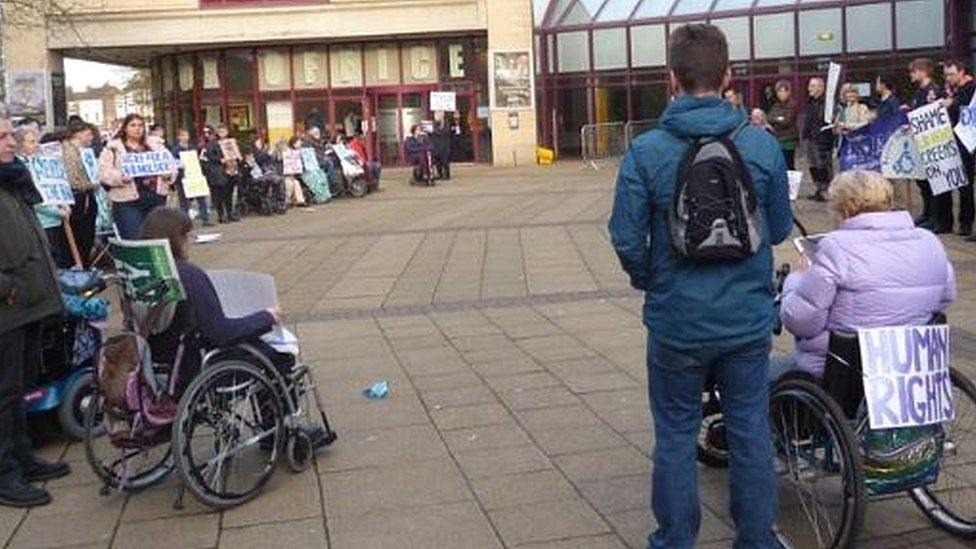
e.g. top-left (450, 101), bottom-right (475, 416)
top-left (609, 23), bottom-right (793, 549)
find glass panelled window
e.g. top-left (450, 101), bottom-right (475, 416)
top-left (711, 17), bottom-right (750, 61)
top-left (593, 28), bottom-right (628, 70)
top-left (711, 0), bottom-right (753, 13)
top-left (896, 0), bottom-right (945, 50)
top-left (754, 0), bottom-right (795, 6)
top-left (177, 57), bottom-right (194, 92)
top-left (799, 8), bottom-right (842, 56)
top-left (533, 0), bottom-right (551, 24)
top-left (631, 24), bottom-right (667, 67)
top-left (403, 43), bottom-right (439, 83)
top-left (557, 31), bottom-right (590, 72)
top-left (225, 50), bottom-right (254, 92)
top-left (596, 0), bottom-right (640, 21)
top-left (632, 0), bottom-right (678, 19)
top-left (258, 49), bottom-right (290, 91)
top-left (365, 44), bottom-right (402, 85)
top-left (754, 13), bottom-right (795, 59)
top-left (330, 45), bottom-right (363, 87)
top-left (562, 2), bottom-right (593, 25)
top-left (201, 55), bottom-right (220, 89)
top-left (671, 0), bottom-right (713, 16)
top-left (846, 4), bottom-right (892, 53)
top-left (161, 58), bottom-right (174, 94)
top-left (294, 48), bottom-right (328, 89)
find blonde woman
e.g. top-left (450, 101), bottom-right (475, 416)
top-left (776, 171), bottom-right (956, 378)
top-left (834, 84), bottom-right (872, 134)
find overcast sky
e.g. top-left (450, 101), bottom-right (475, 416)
top-left (64, 58), bottom-right (137, 92)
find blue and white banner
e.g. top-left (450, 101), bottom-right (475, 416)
top-left (838, 114), bottom-right (906, 173)
top-left (953, 92), bottom-right (976, 153)
top-left (80, 147), bottom-right (99, 184)
top-left (29, 147), bottom-right (74, 206)
top-left (121, 149), bottom-right (176, 178)
top-left (858, 325), bottom-right (954, 430)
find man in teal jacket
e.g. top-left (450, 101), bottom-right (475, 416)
top-left (609, 25), bottom-right (793, 548)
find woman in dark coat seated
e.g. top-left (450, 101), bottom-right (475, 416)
top-left (403, 124), bottom-right (432, 182)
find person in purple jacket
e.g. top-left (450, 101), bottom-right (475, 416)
top-left (776, 171), bottom-right (957, 380)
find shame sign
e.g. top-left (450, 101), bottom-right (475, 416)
top-left (858, 325), bottom-right (954, 430)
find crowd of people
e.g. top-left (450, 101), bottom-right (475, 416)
top-left (744, 57), bottom-right (976, 240)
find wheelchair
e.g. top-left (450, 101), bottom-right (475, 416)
top-left (697, 316), bottom-right (976, 548)
top-left (83, 264), bottom-right (336, 510)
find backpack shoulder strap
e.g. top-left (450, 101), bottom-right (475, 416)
top-left (727, 121), bottom-right (750, 142)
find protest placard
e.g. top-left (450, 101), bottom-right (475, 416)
top-left (108, 238), bottom-right (185, 304)
top-left (907, 103), bottom-right (968, 195)
top-left (80, 148), bottom-right (99, 184)
top-left (219, 138), bottom-right (243, 161)
top-left (430, 91), bottom-right (457, 112)
top-left (179, 150), bottom-right (210, 199)
top-left (825, 62), bottom-right (842, 124)
top-left (29, 147), bottom-right (75, 206)
top-left (858, 325), bottom-right (954, 430)
top-left (786, 171), bottom-right (803, 201)
top-left (953, 92), bottom-right (976, 153)
top-left (838, 114), bottom-right (906, 172)
top-left (881, 127), bottom-right (926, 180)
top-left (300, 147), bottom-right (320, 171)
top-left (121, 149), bottom-right (176, 178)
top-left (282, 148), bottom-right (303, 175)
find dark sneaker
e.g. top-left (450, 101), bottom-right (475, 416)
top-left (306, 426), bottom-right (337, 450)
top-left (0, 478), bottom-right (52, 508)
top-left (23, 457), bottom-right (70, 483)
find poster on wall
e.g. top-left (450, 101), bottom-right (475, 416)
top-left (6, 70), bottom-right (47, 122)
top-left (490, 51), bottom-right (534, 110)
top-left (266, 101), bottom-right (294, 147)
top-left (907, 102), bottom-right (967, 196)
top-left (430, 91), bottom-right (457, 113)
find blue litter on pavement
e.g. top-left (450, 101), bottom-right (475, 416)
top-left (363, 380), bottom-right (389, 399)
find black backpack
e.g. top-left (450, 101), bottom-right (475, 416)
top-left (669, 124), bottom-right (763, 261)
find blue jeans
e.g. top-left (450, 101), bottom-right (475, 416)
top-left (647, 336), bottom-right (778, 549)
top-left (113, 194), bottom-right (165, 239)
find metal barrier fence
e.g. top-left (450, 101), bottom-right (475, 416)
top-left (580, 119), bottom-right (659, 170)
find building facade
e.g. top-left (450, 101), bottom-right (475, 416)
top-left (66, 84), bottom-right (154, 129)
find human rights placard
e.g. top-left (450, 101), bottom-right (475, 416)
top-left (219, 138), bottom-right (242, 161)
top-left (907, 103), bottom-right (967, 196)
top-left (858, 325), bottom-right (954, 430)
top-left (300, 147), bottom-right (320, 172)
top-left (121, 149), bottom-right (176, 178)
top-left (282, 148), bottom-right (303, 175)
top-left (29, 146), bottom-right (75, 206)
top-left (179, 150), bottom-right (210, 199)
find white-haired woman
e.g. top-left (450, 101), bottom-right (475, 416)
top-left (16, 126), bottom-right (72, 267)
top-left (834, 83), bottom-right (872, 135)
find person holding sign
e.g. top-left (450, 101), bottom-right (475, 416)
top-left (61, 119), bottom-right (99, 264)
top-left (171, 129), bottom-right (213, 227)
top-left (803, 77), bottom-right (835, 202)
top-left (908, 58), bottom-right (946, 231)
top-left (98, 114), bottom-right (175, 239)
top-left (205, 124), bottom-right (242, 224)
top-left (777, 171), bottom-right (956, 380)
top-left (0, 107), bottom-right (72, 508)
top-left (15, 127), bottom-right (72, 268)
top-left (940, 59), bottom-right (976, 238)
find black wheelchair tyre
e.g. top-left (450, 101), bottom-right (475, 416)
top-left (697, 391), bottom-right (730, 468)
top-left (348, 178), bottom-right (368, 198)
top-left (770, 377), bottom-right (866, 549)
top-left (173, 360), bottom-right (284, 509)
top-left (910, 367), bottom-right (976, 539)
top-left (58, 371), bottom-right (98, 440)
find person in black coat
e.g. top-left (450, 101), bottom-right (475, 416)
top-left (803, 77), bottom-right (835, 202)
top-left (909, 58), bottom-right (946, 231)
top-left (942, 59), bottom-right (976, 238)
top-left (431, 120), bottom-right (452, 181)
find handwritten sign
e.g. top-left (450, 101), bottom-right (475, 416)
top-left (881, 127), bottom-right (926, 180)
top-left (29, 150), bottom-right (75, 206)
top-left (179, 151), bottom-right (210, 199)
top-left (80, 148), bottom-right (99, 184)
top-left (953, 93), bottom-right (976, 153)
top-left (430, 91), bottom-right (457, 112)
top-left (121, 149), bottom-right (176, 178)
top-left (300, 147), bottom-right (320, 171)
top-left (219, 138), bottom-right (242, 161)
top-left (282, 148), bottom-right (303, 175)
top-left (825, 62), bottom-right (842, 124)
top-left (907, 103), bottom-right (967, 196)
top-left (839, 114), bottom-right (906, 173)
top-left (859, 325), bottom-right (954, 430)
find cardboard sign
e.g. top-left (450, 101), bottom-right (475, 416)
top-left (787, 170), bottom-right (803, 201)
top-left (29, 147), bottom-right (74, 206)
top-left (430, 91), bottom-right (457, 112)
top-left (300, 147), bottom-right (320, 171)
top-left (108, 238), bottom-right (186, 304)
top-left (838, 114), bottom-right (906, 173)
top-left (179, 150), bottom-right (210, 199)
top-left (80, 148), bottom-right (99, 184)
top-left (121, 149), bottom-right (176, 178)
top-left (907, 103), bottom-right (968, 195)
top-left (859, 325), bottom-right (954, 430)
top-left (282, 148), bottom-right (303, 175)
top-left (881, 127), bottom-right (926, 180)
top-left (953, 92), bottom-right (976, 153)
top-left (824, 62), bottom-right (842, 124)
top-left (219, 138), bottom-right (242, 161)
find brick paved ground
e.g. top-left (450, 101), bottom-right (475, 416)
top-left (7, 164), bottom-right (976, 548)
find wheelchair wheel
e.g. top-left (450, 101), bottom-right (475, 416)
top-left (348, 178), bottom-right (367, 198)
top-left (910, 367), bottom-right (976, 539)
top-left (770, 377), bottom-right (866, 549)
top-left (697, 388), bottom-right (729, 468)
top-left (84, 395), bottom-right (174, 491)
top-left (286, 430), bottom-right (313, 473)
top-left (173, 360), bottom-right (284, 509)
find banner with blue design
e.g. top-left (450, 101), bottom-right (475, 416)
top-left (838, 114), bottom-right (907, 173)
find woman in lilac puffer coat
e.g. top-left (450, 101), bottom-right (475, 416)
top-left (776, 171), bottom-right (957, 379)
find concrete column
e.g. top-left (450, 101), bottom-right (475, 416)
top-left (2, 5), bottom-right (65, 130)
top-left (486, 0), bottom-right (538, 167)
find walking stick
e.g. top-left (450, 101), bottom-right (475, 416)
top-left (63, 220), bottom-right (84, 269)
